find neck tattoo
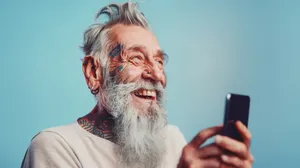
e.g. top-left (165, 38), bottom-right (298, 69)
top-left (77, 107), bottom-right (116, 142)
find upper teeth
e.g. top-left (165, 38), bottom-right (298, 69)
top-left (134, 89), bottom-right (156, 97)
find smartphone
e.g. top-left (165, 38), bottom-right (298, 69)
top-left (221, 93), bottom-right (250, 142)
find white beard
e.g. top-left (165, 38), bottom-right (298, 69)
top-left (97, 79), bottom-right (168, 168)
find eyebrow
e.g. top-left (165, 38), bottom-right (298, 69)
top-left (127, 45), bottom-right (169, 61)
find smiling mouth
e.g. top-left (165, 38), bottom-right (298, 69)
top-left (133, 88), bottom-right (156, 100)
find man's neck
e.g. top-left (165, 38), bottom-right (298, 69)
top-left (77, 105), bottom-right (115, 142)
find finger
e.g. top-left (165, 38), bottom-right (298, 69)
top-left (198, 143), bottom-right (224, 158)
top-left (221, 154), bottom-right (245, 167)
top-left (191, 125), bottom-right (223, 147)
top-left (200, 157), bottom-right (221, 168)
top-left (236, 121), bottom-right (252, 148)
top-left (215, 135), bottom-right (248, 159)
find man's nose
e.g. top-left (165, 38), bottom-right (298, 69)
top-left (142, 65), bottom-right (164, 85)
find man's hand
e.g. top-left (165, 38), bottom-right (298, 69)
top-left (177, 125), bottom-right (224, 168)
top-left (216, 121), bottom-right (254, 168)
top-left (177, 121), bottom-right (253, 168)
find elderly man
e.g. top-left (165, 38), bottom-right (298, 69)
top-left (22, 2), bottom-right (253, 168)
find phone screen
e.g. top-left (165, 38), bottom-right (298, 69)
top-left (222, 93), bottom-right (250, 142)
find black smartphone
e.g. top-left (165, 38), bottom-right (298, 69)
top-left (221, 93), bottom-right (250, 142)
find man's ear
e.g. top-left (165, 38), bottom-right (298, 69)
top-left (82, 56), bottom-right (102, 94)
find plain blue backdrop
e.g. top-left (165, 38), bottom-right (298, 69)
top-left (1, 0), bottom-right (299, 167)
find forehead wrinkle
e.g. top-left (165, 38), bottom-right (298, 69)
top-left (126, 44), bottom-right (147, 54)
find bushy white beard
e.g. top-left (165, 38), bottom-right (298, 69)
top-left (97, 79), bottom-right (168, 168)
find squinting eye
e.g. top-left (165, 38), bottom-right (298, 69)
top-left (133, 56), bottom-right (142, 61)
top-left (156, 59), bottom-right (164, 66)
top-left (130, 55), bottom-right (144, 64)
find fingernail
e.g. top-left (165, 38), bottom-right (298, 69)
top-left (215, 135), bottom-right (222, 143)
top-left (221, 155), bottom-right (229, 162)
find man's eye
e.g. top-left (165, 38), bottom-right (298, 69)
top-left (130, 55), bottom-right (144, 64)
top-left (133, 56), bottom-right (142, 61)
top-left (156, 59), bottom-right (164, 66)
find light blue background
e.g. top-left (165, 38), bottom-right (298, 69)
top-left (0, 0), bottom-right (299, 167)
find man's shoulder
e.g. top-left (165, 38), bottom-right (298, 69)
top-left (22, 123), bottom-right (82, 168)
top-left (29, 122), bottom-right (80, 149)
top-left (31, 123), bottom-right (75, 143)
top-left (41, 122), bottom-right (79, 135)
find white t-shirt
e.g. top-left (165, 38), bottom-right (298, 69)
top-left (21, 122), bottom-right (187, 168)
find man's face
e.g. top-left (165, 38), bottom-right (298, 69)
top-left (94, 24), bottom-right (167, 168)
top-left (109, 24), bottom-right (167, 111)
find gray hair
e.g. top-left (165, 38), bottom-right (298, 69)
top-left (81, 2), bottom-right (150, 85)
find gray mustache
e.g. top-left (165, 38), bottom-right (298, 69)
top-left (105, 80), bottom-right (165, 98)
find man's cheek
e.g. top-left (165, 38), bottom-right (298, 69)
top-left (124, 66), bottom-right (142, 80)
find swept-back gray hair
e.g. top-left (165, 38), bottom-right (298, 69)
top-left (81, 2), bottom-right (150, 84)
